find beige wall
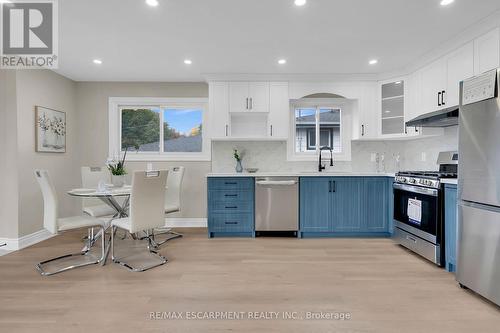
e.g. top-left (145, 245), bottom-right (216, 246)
top-left (0, 70), bottom-right (19, 239)
top-left (75, 82), bottom-right (210, 218)
top-left (1, 78), bottom-right (210, 241)
top-left (15, 70), bottom-right (80, 236)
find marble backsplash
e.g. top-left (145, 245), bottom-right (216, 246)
top-left (211, 127), bottom-right (458, 173)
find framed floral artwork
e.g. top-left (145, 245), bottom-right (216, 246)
top-left (35, 106), bottom-right (66, 153)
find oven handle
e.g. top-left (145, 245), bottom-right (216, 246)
top-left (393, 183), bottom-right (438, 197)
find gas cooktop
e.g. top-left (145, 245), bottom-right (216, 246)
top-left (395, 171), bottom-right (457, 189)
top-left (396, 171), bottom-right (457, 179)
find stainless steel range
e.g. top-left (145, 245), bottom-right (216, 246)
top-left (393, 151), bottom-right (458, 266)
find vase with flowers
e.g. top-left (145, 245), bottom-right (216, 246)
top-left (107, 148), bottom-right (128, 187)
top-left (233, 148), bottom-right (244, 173)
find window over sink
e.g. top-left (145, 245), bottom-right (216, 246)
top-left (294, 107), bottom-right (341, 153)
top-left (288, 98), bottom-right (351, 162)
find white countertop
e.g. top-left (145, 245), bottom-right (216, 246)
top-left (441, 179), bottom-right (458, 185)
top-left (207, 172), bottom-right (395, 178)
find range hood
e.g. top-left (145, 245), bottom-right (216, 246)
top-left (406, 106), bottom-right (459, 128)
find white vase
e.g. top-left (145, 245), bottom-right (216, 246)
top-left (111, 175), bottom-right (125, 187)
top-left (42, 130), bottom-right (48, 147)
top-left (47, 131), bottom-right (56, 148)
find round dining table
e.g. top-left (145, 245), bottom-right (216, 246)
top-left (67, 185), bottom-right (132, 265)
top-left (67, 185), bottom-right (132, 219)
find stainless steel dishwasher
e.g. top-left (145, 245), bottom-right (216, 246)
top-left (255, 177), bottom-right (299, 232)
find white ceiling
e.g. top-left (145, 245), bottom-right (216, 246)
top-left (56, 0), bottom-right (500, 82)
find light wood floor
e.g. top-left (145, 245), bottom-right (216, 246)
top-left (0, 228), bottom-right (499, 333)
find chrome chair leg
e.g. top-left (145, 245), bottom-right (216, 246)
top-left (150, 228), bottom-right (183, 246)
top-left (111, 227), bottom-right (167, 272)
top-left (36, 226), bottom-right (106, 276)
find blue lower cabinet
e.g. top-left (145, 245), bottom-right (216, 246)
top-left (299, 177), bottom-right (331, 232)
top-left (207, 177), bottom-right (254, 238)
top-left (331, 178), bottom-right (363, 232)
top-left (299, 177), bottom-right (392, 238)
top-left (363, 178), bottom-right (390, 232)
top-left (444, 184), bottom-right (458, 273)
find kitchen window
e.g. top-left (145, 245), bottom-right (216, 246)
top-left (294, 107), bottom-right (342, 154)
top-left (109, 98), bottom-right (209, 161)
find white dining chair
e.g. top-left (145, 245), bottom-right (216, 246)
top-left (153, 166), bottom-right (185, 244)
top-left (111, 170), bottom-right (168, 272)
top-left (81, 166), bottom-right (115, 218)
top-left (34, 170), bottom-right (106, 276)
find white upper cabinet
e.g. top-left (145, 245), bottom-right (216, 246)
top-left (229, 82), bottom-right (270, 113)
top-left (248, 82), bottom-right (271, 113)
top-left (353, 85), bottom-right (378, 140)
top-left (228, 82), bottom-right (249, 113)
top-left (406, 71), bottom-right (421, 123)
top-left (209, 82), bottom-right (230, 138)
top-left (210, 81), bottom-right (288, 140)
top-left (419, 42), bottom-right (474, 114)
top-left (446, 42), bottom-right (474, 107)
top-left (474, 27), bottom-right (500, 75)
top-left (420, 58), bottom-right (447, 113)
top-left (268, 83), bottom-right (289, 139)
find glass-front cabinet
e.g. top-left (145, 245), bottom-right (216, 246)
top-left (378, 77), bottom-right (423, 139)
top-left (381, 80), bottom-right (405, 136)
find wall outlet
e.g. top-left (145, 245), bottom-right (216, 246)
top-left (421, 152), bottom-right (426, 162)
top-left (370, 153), bottom-right (377, 162)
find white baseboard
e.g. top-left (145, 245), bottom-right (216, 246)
top-left (0, 229), bottom-right (54, 251)
top-left (164, 218), bottom-right (207, 228)
top-left (0, 219), bottom-right (205, 252)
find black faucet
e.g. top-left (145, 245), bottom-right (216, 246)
top-left (318, 146), bottom-right (334, 172)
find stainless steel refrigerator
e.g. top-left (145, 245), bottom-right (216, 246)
top-left (458, 68), bottom-right (500, 306)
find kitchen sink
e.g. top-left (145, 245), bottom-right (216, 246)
top-left (298, 171), bottom-right (350, 175)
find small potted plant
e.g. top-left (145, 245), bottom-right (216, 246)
top-left (233, 148), bottom-right (244, 173)
top-left (107, 148), bottom-right (128, 187)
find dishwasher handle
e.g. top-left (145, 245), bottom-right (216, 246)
top-left (255, 180), bottom-right (298, 186)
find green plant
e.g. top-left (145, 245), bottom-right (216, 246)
top-left (108, 148), bottom-right (128, 176)
top-left (233, 148), bottom-right (242, 162)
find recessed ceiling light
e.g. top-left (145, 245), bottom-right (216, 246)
top-left (278, 59), bottom-right (287, 65)
top-left (294, 0), bottom-right (306, 7)
top-left (385, 110), bottom-right (391, 113)
top-left (440, 0), bottom-right (454, 6)
top-left (184, 59), bottom-right (192, 65)
top-left (369, 59), bottom-right (378, 65)
top-left (146, 0), bottom-right (159, 7)
top-left (395, 81), bottom-right (402, 84)
top-left (93, 59), bottom-right (102, 65)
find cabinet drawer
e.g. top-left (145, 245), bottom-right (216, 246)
top-left (210, 200), bottom-right (253, 213)
top-left (208, 177), bottom-right (253, 191)
top-left (209, 213), bottom-right (253, 232)
top-left (208, 189), bottom-right (253, 203)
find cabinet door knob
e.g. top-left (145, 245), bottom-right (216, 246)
top-left (225, 124), bottom-right (229, 136)
top-left (270, 125), bottom-right (273, 136)
top-left (361, 125), bottom-right (365, 136)
top-left (441, 90), bottom-right (446, 106)
top-left (438, 92), bottom-right (442, 106)
top-left (246, 98), bottom-right (249, 110)
top-left (250, 98), bottom-right (253, 110)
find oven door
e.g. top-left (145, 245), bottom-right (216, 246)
top-left (393, 183), bottom-right (440, 244)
